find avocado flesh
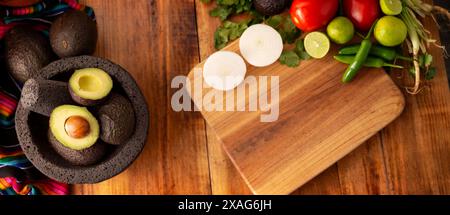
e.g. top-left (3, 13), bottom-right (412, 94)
top-left (5, 26), bottom-right (54, 84)
top-left (50, 105), bottom-right (99, 151)
top-left (69, 68), bottom-right (113, 106)
top-left (254, 0), bottom-right (288, 16)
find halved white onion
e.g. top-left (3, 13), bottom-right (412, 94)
top-left (203, 51), bottom-right (247, 91)
top-left (239, 24), bottom-right (283, 67)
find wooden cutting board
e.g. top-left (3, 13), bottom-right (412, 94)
top-left (187, 39), bottom-right (405, 194)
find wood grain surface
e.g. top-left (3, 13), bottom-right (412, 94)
top-left (74, 0), bottom-right (450, 194)
top-left (74, 0), bottom-right (211, 194)
top-left (188, 39), bottom-right (405, 194)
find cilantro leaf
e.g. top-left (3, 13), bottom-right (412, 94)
top-left (298, 51), bottom-right (311, 60)
top-left (266, 15), bottom-right (283, 28)
top-left (265, 14), bottom-right (301, 44)
top-left (281, 17), bottom-right (301, 44)
top-left (418, 53), bottom-right (433, 69)
top-left (425, 67), bottom-right (437, 80)
top-left (210, 6), bottom-right (234, 21)
top-left (214, 20), bottom-right (249, 49)
top-left (280, 51), bottom-right (300, 67)
top-left (295, 39), bottom-right (304, 52)
top-left (209, 0), bottom-right (254, 21)
top-left (294, 39), bottom-right (310, 60)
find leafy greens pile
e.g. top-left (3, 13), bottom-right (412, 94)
top-left (201, 0), bottom-right (253, 21)
top-left (201, 0), bottom-right (308, 67)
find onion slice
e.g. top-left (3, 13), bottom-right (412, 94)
top-left (203, 51), bottom-right (247, 91)
top-left (239, 24), bottom-right (283, 67)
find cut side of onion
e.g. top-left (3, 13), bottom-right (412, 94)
top-left (203, 51), bottom-right (247, 91)
top-left (239, 24), bottom-right (283, 67)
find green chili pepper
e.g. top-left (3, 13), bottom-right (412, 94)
top-left (334, 55), bottom-right (404, 69)
top-left (339, 45), bottom-right (411, 62)
top-left (342, 21), bottom-right (377, 83)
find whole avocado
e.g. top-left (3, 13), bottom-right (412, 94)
top-left (98, 93), bottom-right (135, 145)
top-left (254, 0), bottom-right (290, 16)
top-left (50, 10), bottom-right (98, 58)
top-left (5, 26), bottom-right (54, 84)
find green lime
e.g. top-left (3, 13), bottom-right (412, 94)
top-left (327, 16), bottom-right (355, 45)
top-left (304, 32), bottom-right (330, 59)
top-left (374, 16), bottom-right (407, 47)
top-left (380, 0), bottom-right (403, 15)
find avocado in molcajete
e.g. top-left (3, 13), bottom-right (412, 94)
top-left (98, 94), bottom-right (135, 145)
top-left (49, 105), bottom-right (100, 151)
top-left (254, 0), bottom-right (290, 16)
top-left (69, 68), bottom-right (113, 106)
top-left (5, 26), bottom-right (54, 84)
top-left (48, 130), bottom-right (106, 166)
top-left (50, 10), bottom-right (97, 58)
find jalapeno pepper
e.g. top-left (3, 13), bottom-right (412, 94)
top-left (334, 55), bottom-right (404, 69)
top-left (342, 21), bottom-right (377, 83)
top-left (339, 44), bottom-right (411, 62)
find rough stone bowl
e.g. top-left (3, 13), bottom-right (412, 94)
top-left (15, 56), bottom-right (149, 184)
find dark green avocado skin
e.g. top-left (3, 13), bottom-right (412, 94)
top-left (50, 10), bottom-right (98, 58)
top-left (5, 26), bottom-right (54, 84)
top-left (48, 130), bottom-right (106, 166)
top-left (254, 0), bottom-right (290, 16)
top-left (98, 93), bottom-right (135, 146)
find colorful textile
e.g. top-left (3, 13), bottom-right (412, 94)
top-left (0, 146), bottom-right (67, 195)
top-left (0, 147), bottom-right (32, 170)
top-left (0, 0), bottom-right (92, 17)
top-left (0, 0), bottom-right (95, 39)
top-left (0, 0), bottom-right (95, 196)
top-left (0, 105), bottom-right (69, 196)
top-left (0, 90), bottom-right (17, 128)
top-left (0, 177), bottom-right (68, 195)
top-left (0, 0), bottom-right (48, 17)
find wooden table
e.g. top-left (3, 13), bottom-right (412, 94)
top-left (74, 0), bottom-right (450, 195)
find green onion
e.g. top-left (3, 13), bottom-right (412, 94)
top-left (400, 0), bottom-right (443, 94)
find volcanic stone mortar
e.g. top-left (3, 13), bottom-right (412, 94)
top-left (15, 56), bottom-right (149, 184)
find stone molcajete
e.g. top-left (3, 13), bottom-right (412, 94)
top-left (15, 56), bottom-right (149, 184)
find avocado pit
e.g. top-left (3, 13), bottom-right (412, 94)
top-left (64, 116), bottom-right (91, 139)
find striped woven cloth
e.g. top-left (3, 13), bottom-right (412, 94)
top-left (0, 177), bottom-right (69, 195)
top-left (0, 148), bottom-right (31, 170)
top-left (0, 90), bottom-right (16, 128)
top-left (0, 0), bottom-right (95, 39)
top-left (0, 146), bottom-right (69, 195)
top-left (0, 0), bottom-right (96, 196)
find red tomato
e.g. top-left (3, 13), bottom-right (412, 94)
top-left (343, 0), bottom-right (380, 31)
top-left (290, 0), bottom-right (339, 32)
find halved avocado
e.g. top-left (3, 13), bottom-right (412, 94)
top-left (49, 105), bottom-right (100, 150)
top-left (69, 68), bottom-right (113, 106)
